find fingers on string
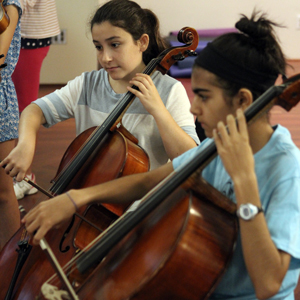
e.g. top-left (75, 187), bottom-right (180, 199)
top-left (212, 128), bottom-right (220, 145)
top-left (134, 73), bottom-right (151, 82)
top-left (226, 114), bottom-right (238, 136)
top-left (130, 76), bottom-right (149, 90)
top-left (236, 108), bottom-right (247, 134)
top-left (214, 113), bottom-right (237, 147)
top-left (216, 120), bottom-right (230, 145)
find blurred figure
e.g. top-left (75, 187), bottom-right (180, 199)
top-left (0, 0), bottom-right (22, 250)
top-left (12, 0), bottom-right (60, 200)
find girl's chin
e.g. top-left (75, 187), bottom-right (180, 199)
top-left (204, 130), bottom-right (212, 138)
top-left (108, 71), bottom-right (130, 81)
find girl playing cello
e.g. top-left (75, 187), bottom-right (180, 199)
top-left (1, 0), bottom-right (199, 189)
top-left (6, 10), bottom-right (300, 300)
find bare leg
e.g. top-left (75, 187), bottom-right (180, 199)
top-left (0, 139), bottom-right (20, 250)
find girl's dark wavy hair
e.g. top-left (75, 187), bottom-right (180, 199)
top-left (90, 0), bottom-right (168, 65)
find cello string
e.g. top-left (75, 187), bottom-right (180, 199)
top-left (23, 175), bottom-right (104, 231)
top-left (48, 163), bottom-right (193, 283)
top-left (39, 238), bottom-right (79, 300)
top-left (48, 162), bottom-right (200, 285)
top-left (46, 200), bottom-right (145, 286)
top-left (0, 163), bottom-right (104, 232)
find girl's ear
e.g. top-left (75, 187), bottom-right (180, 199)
top-left (139, 34), bottom-right (149, 52)
top-left (235, 88), bottom-right (253, 110)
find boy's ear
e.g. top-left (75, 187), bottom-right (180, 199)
top-left (236, 88), bottom-right (253, 109)
top-left (139, 34), bottom-right (149, 52)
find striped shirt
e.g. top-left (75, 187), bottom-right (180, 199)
top-left (19, 0), bottom-right (60, 39)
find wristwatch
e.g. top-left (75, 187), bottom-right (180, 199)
top-left (236, 203), bottom-right (263, 221)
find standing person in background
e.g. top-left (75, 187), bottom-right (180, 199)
top-left (0, 0), bottom-right (22, 250)
top-left (12, 0), bottom-right (60, 200)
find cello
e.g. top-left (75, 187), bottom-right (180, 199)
top-left (0, 27), bottom-right (199, 300)
top-left (38, 74), bottom-right (300, 299)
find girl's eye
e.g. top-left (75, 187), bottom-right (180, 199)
top-left (199, 94), bottom-right (208, 102)
top-left (111, 43), bottom-right (120, 48)
top-left (95, 45), bottom-right (102, 51)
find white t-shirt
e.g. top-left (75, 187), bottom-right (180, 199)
top-left (34, 69), bottom-right (199, 170)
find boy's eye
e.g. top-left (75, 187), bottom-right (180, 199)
top-left (111, 42), bottom-right (120, 48)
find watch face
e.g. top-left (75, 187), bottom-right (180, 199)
top-left (242, 207), bottom-right (251, 219)
top-left (237, 204), bottom-right (262, 220)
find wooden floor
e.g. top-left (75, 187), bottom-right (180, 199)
top-left (16, 61), bottom-right (300, 297)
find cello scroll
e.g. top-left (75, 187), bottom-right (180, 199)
top-left (156, 27), bottom-right (199, 74)
top-left (276, 74), bottom-right (300, 111)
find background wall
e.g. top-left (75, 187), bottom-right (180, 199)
top-left (40, 0), bottom-right (99, 84)
top-left (40, 0), bottom-right (300, 84)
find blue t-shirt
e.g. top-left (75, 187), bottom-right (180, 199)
top-left (173, 125), bottom-right (300, 299)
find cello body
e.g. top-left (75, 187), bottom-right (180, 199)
top-left (41, 178), bottom-right (238, 300)
top-left (54, 124), bottom-right (150, 249)
top-left (0, 126), bottom-right (149, 300)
